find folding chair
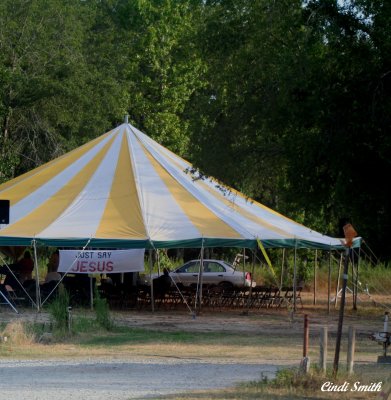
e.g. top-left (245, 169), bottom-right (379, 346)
top-left (6, 285), bottom-right (25, 304)
top-left (0, 284), bottom-right (19, 313)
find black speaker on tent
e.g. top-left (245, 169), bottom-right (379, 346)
top-left (0, 199), bottom-right (10, 224)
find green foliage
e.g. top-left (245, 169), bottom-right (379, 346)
top-left (72, 314), bottom-right (98, 333)
top-left (189, 0), bottom-right (391, 258)
top-left (0, 0), bottom-right (390, 260)
top-left (156, 249), bottom-right (175, 271)
top-left (93, 288), bottom-right (113, 331)
top-left (47, 287), bottom-right (70, 336)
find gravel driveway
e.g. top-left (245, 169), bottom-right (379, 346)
top-left (0, 358), bottom-right (278, 400)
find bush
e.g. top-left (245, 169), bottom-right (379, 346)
top-left (94, 288), bottom-right (113, 330)
top-left (47, 286), bottom-right (71, 336)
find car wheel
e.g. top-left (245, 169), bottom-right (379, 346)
top-left (218, 281), bottom-right (234, 289)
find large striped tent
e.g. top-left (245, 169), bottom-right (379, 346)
top-left (0, 122), bottom-right (346, 250)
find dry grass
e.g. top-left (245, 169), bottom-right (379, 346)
top-left (1, 292), bottom-right (391, 399)
top-left (0, 320), bottom-right (35, 346)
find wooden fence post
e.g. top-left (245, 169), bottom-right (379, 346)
top-left (301, 314), bottom-right (310, 373)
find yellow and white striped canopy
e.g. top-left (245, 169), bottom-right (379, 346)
top-left (0, 122), bottom-right (345, 249)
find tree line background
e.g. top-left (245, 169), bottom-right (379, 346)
top-left (0, 0), bottom-right (390, 260)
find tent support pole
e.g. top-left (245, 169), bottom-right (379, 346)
top-left (198, 243), bottom-right (204, 314)
top-left (0, 289), bottom-right (18, 313)
top-left (353, 247), bottom-right (361, 310)
top-left (149, 249), bottom-right (154, 313)
top-left (293, 241), bottom-right (297, 312)
top-left (242, 248), bottom-right (246, 312)
top-left (32, 239), bottom-right (41, 311)
top-left (335, 253), bottom-right (343, 309)
top-left (90, 277), bottom-right (94, 310)
top-left (328, 248), bottom-right (332, 314)
top-left (245, 248), bottom-right (255, 314)
top-left (195, 240), bottom-right (205, 314)
top-left (313, 250), bottom-right (318, 305)
top-left (280, 248), bottom-right (285, 289)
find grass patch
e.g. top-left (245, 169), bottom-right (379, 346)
top-left (158, 365), bottom-right (390, 399)
top-left (238, 365), bottom-right (390, 400)
top-left (79, 327), bottom-right (220, 347)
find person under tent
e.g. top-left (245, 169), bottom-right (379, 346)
top-left (45, 250), bottom-right (61, 283)
top-left (152, 268), bottom-right (171, 299)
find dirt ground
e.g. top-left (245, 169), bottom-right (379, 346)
top-left (1, 290), bottom-right (389, 349)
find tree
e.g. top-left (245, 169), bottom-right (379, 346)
top-left (189, 0), bottom-right (391, 257)
top-left (90, 0), bottom-right (205, 156)
top-left (188, 0), bottom-right (303, 207)
top-left (282, 0), bottom-right (391, 255)
top-left (0, 0), bottom-right (123, 181)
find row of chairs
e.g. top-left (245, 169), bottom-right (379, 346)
top-left (134, 285), bottom-right (303, 311)
top-left (202, 285), bottom-right (303, 310)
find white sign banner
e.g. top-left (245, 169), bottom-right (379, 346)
top-left (58, 249), bottom-right (145, 274)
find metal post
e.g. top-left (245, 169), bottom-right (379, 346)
top-left (353, 248), bottom-right (361, 311)
top-left (313, 250), bottom-right (318, 305)
top-left (0, 290), bottom-right (18, 313)
top-left (335, 252), bottom-right (343, 309)
top-left (303, 314), bottom-right (309, 358)
top-left (383, 312), bottom-right (389, 357)
top-left (347, 326), bottom-right (356, 375)
top-left (245, 249), bottom-right (255, 313)
top-left (301, 314), bottom-right (310, 373)
top-left (198, 244), bottom-right (204, 313)
top-left (328, 249), bottom-right (332, 314)
top-left (293, 242), bottom-right (297, 312)
top-left (32, 240), bottom-right (41, 311)
top-left (149, 249), bottom-right (154, 312)
top-left (90, 276), bottom-right (94, 310)
top-left (280, 248), bottom-right (285, 288)
top-left (384, 312), bottom-right (389, 333)
top-left (67, 306), bottom-right (73, 334)
top-left (333, 248), bottom-right (350, 376)
top-left (320, 326), bottom-right (328, 374)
